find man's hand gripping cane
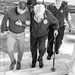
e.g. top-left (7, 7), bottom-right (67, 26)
top-left (54, 30), bottom-right (58, 37)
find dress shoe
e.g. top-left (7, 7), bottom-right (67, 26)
top-left (39, 60), bottom-right (43, 68)
top-left (9, 60), bottom-right (16, 70)
top-left (55, 50), bottom-right (59, 54)
top-left (16, 62), bottom-right (21, 70)
top-left (31, 63), bottom-right (36, 68)
top-left (38, 57), bottom-right (43, 68)
top-left (47, 55), bottom-right (51, 60)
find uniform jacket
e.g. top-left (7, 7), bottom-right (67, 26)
top-left (47, 3), bottom-right (69, 28)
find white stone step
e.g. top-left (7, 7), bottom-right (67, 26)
top-left (5, 63), bottom-right (68, 75)
top-left (0, 52), bottom-right (71, 75)
top-left (0, 55), bottom-right (69, 75)
top-left (38, 70), bottom-right (67, 75)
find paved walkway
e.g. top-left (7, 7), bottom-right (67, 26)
top-left (0, 52), bottom-right (71, 75)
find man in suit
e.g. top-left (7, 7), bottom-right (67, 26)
top-left (30, 4), bottom-right (59, 68)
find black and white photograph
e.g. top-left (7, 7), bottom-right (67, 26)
top-left (0, 0), bottom-right (75, 75)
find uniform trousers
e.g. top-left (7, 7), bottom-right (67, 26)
top-left (47, 26), bottom-right (65, 56)
top-left (30, 35), bottom-right (46, 64)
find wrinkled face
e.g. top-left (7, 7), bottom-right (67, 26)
top-left (18, 1), bottom-right (26, 10)
top-left (34, 4), bottom-right (45, 18)
top-left (35, 9), bottom-right (41, 17)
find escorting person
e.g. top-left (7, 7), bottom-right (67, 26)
top-left (1, 1), bottom-right (30, 70)
top-left (30, 4), bottom-right (59, 68)
top-left (47, 0), bottom-right (72, 60)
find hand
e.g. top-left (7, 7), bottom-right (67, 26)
top-left (25, 20), bottom-right (30, 25)
top-left (15, 20), bottom-right (22, 26)
top-left (54, 30), bottom-right (58, 37)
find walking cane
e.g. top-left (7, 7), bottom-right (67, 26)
top-left (51, 36), bottom-right (56, 72)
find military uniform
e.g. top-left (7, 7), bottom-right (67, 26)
top-left (47, 1), bottom-right (69, 57)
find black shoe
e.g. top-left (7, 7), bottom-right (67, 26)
top-left (39, 60), bottom-right (43, 68)
top-left (16, 62), bottom-right (21, 70)
top-left (38, 56), bottom-right (43, 68)
top-left (47, 55), bottom-right (51, 60)
top-left (55, 50), bottom-right (59, 54)
top-left (9, 60), bottom-right (16, 70)
top-left (31, 63), bottom-right (36, 68)
top-left (65, 74), bottom-right (68, 75)
top-left (69, 29), bottom-right (71, 32)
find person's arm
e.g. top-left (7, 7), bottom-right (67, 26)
top-left (66, 12), bottom-right (72, 32)
top-left (22, 11), bottom-right (31, 27)
top-left (46, 9), bottom-right (59, 30)
top-left (1, 12), bottom-right (9, 33)
top-left (46, 9), bottom-right (59, 37)
top-left (22, 20), bottom-right (30, 27)
top-left (15, 11), bottom-right (31, 28)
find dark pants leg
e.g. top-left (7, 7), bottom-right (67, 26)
top-left (55, 26), bottom-right (65, 51)
top-left (38, 36), bottom-right (46, 61)
top-left (30, 35), bottom-right (38, 64)
top-left (47, 27), bottom-right (54, 57)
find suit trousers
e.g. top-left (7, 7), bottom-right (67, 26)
top-left (30, 35), bottom-right (46, 64)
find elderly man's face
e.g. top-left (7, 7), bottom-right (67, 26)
top-left (18, 1), bottom-right (26, 10)
top-left (56, 0), bottom-right (62, 4)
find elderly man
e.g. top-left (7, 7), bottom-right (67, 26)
top-left (47, 0), bottom-right (72, 60)
top-left (30, 4), bottom-right (59, 68)
top-left (1, 1), bottom-right (30, 70)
